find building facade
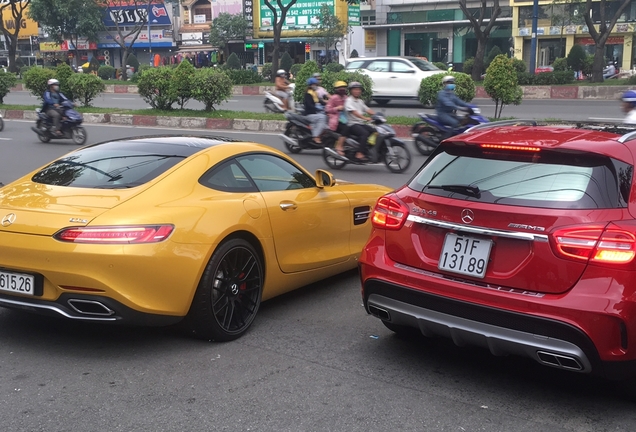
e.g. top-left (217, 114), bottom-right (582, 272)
top-left (512, 0), bottom-right (636, 72)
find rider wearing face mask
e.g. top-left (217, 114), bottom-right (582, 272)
top-left (325, 81), bottom-right (349, 155)
top-left (435, 75), bottom-right (472, 133)
top-left (42, 79), bottom-right (69, 136)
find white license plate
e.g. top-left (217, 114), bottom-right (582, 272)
top-left (0, 270), bottom-right (35, 295)
top-left (438, 233), bottom-right (492, 279)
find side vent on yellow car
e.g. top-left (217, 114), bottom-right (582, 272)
top-left (353, 206), bottom-right (371, 226)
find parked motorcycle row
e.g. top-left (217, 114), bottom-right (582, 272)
top-left (266, 90), bottom-right (486, 173)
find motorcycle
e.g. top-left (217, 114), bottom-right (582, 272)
top-left (264, 83), bottom-right (296, 113)
top-left (411, 105), bottom-right (488, 155)
top-left (31, 100), bottom-right (87, 145)
top-left (322, 114), bottom-right (411, 174)
top-left (0, 113), bottom-right (4, 132)
top-left (280, 111), bottom-right (337, 153)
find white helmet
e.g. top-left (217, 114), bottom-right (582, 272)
top-left (48, 78), bottom-right (59, 86)
top-left (442, 75), bottom-right (455, 84)
top-left (276, 69), bottom-right (286, 77)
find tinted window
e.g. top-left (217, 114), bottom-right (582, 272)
top-left (32, 142), bottom-right (194, 188)
top-left (345, 60), bottom-right (365, 70)
top-left (366, 61), bottom-right (390, 72)
top-left (409, 58), bottom-right (441, 71)
top-left (199, 160), bottom-right (257, 193)
top-left (392, 61), bottom-right (414, 73)
top-left (237, 154), bottom-right (314, 192)
top-left (409, 147), bottom-right (632, 209)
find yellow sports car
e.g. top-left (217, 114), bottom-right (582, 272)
top-left (0, 136), bottom-right (391, 340)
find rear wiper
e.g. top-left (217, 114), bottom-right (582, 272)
top-left (424, 184), bottom-right (481, 198)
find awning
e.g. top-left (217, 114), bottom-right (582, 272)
top-left (177, 45), bottom-right (218, 53)
top-left (362, 17), bottom-right (512, 30)
top-left (245, 37), bottom-right (311, 44)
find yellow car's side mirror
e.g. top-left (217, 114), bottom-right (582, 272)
top-left (315, 169), bottom-right (335, 188)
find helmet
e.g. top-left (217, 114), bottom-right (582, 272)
top-left (442, 75), bottom-right (455, 84)
top-left (621, 90), bottom-right (636, 103)
top-left (312, 73), bottom-right (321, 79)
top-left (307, 77), bottom-right (319, 86)
top-left (276, 69), bottom-right (286, 77)
top-left (334, 80), bottom-right (347, 89)
top-left (348, 81), bottom-right (362, 90)
top-left (47, 78), bottom-right (59, 86)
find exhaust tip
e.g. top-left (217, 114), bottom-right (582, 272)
top-left (368, 304), bottom-right (391, 321)
top-left (536, 351), bottom-right (584, 371)
top-left (67, 299), bottom-right (115, 317)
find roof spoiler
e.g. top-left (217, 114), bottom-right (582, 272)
top-left (465, 119), bottom-right (636, 142)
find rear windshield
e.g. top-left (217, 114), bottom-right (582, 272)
top-left (31, 141), bottom-right (197, 188)
top-left (409, 146), bottom-right (632, 209)
top-left (409, 58), bottom-right (441, 71)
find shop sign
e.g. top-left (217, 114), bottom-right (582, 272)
top-left (2, 5), bottom-right (38, 37)
top-left (98, 30), bottom-right (172, 47)
top-left (103, 3), bottom-right (171, 27)
top-left (260, 0), bottom-right (334, 30)
top-left (364, 29), bottom-right (376, 49)
top-left (39, 40), bottom-right (97, 52)
top-left (181, 32), bottom-right (203, 45)
top-left (347, 4), bottom-right (359, 27)
top-left (578, 36), bottom-right (624, 46)
top-left (194, 14), bottom-right (207, 24)
top-left (244, 0), bottom-right (254, 34)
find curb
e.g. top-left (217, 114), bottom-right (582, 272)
top-left (11, 83), bottom-right (633, 100)
top-left (2, 109), bottom-right (416, 138)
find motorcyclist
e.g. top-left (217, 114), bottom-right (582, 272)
top-left (303, 78), bottom-right (326, 144)
top-left (312, 73), bottom-right (330, 103)
top-left (325, 80), bottom-right (349, 155)
top-left (603, 61), bottom-right (617, 80)
top-left (435, 75), bottom-right (472, 134)
top-left (274, 69), bottom-right (291, 111)
top-left (621, 90), bottom-right (636, 124)
top-left (42, 78), bottom-right (69, 136)
top-left (345, 81), bottom-right (375, 161)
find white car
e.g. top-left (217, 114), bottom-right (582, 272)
top-left (345, 56), bottom-right (444, 106)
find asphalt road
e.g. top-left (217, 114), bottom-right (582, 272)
top-left (3, 90), bottom-right (626, 122)
top-left (1, 121), bottom-right (636, 431)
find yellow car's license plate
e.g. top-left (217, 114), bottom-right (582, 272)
top-left (0, 270), bottom-right (35, 295)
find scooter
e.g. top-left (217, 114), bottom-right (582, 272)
top-left (31, 100), bottom-right (87, 145)
top-left (264, 83), bottom-right (296, 113)
top-left (0, 113), bottom-right (4, 132)
top-left (411, 105), bottom-right (488, 155)
top-left (280, 111), bottom-right (337, 153)
top-left (322, 114), bottom-right (411, 174)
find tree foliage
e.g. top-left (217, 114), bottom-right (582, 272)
top-left (310, 3), bottom-right (347, 64)
top-left (263, 0), bottom-right (300, 80)
top-left (418, 72), bottom-right (475, 107)
top-left (23, 67), bottom-right (57, 100)
top-left (171, 59), bottom-right (196, 109)
top-left (0, 71), bottom-right (18, 104)
top-left (209, 13), bottom-right (250, 60)
top-left (293, 61), bottom-right (320, 102)
top-left (28, 0), bottom-right (104, 67)
top-left (279, 52), bottom-right (293, 72)
top-left (226, 52), bottom-right (242, 70)
top-left (566, 43), bottom-right (587, 72)
top-left (459, 0), bottom-right (502, 81)
top-left (484, 55), bottom-right (522, 118)
top-left (55, 63), bottom-right (75, 101)
top-left (192, 69), bottom-right (233, 111)
top-left (68, 74), bottom-right (106, 106)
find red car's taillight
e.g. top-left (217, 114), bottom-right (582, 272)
top-left (371, 196), bottom-right (409, 230)
top-left (551, 224), bottom-right (636, 264)
top-left (54, 225), bottom-right (174, 244)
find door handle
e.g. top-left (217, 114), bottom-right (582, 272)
top-left (280, 202), bottom-right (298, 211)
top-left (390, 76), bottom-right (398, 78)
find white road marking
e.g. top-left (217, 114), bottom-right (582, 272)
top-left (0, 137), bottom-right (12, 140)
top-left (112, 97), bottom-right (137, 100)
top-left (589, 117), bottom-right (623, 121)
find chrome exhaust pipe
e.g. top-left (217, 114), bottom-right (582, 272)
top-left (280, 134), bottom-right (299, 147)
top-left (67, 299), bottom-right (115, 317)
top-left (368, 304), bottom-right (391, 321)
top-left (536, 351), bottom-right (584, 371)
top-left (324, 147), bottom-right (349, 162)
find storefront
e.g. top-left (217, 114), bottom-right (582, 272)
top-left (38, 40), bottom-right (99, 67)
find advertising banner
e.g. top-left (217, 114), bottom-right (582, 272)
top-left (103, 3), bottom-right (171, 27)
top-left (259, 0), bottom-right (334, 30)
top-left (347, 4), bottom-right (359, 26)
top-left (2, 5), bottom-right (38, 38)
top-left (97, 30), bottom-right (173, 48)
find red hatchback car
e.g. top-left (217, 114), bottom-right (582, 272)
top-left (360, 121), bottom-right (636, 380)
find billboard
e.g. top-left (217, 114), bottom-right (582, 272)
top-left (2, 5), bottom-right (38, 38)
top-left (103, 3), bottom-right (171, 27)
top-left (259, 0), bottom-right (334, 30)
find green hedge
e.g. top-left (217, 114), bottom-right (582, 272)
top-left (419, 72), bottom-right (475, 106)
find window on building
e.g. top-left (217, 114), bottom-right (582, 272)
top-left (193, 7), bottom-right (212, 22)
top-left (361, 15), bottom-right (376, 25)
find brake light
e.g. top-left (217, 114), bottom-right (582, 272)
top-left (551, 224), bottom-right (636, 264)
top-left (54, 225), bottom-right (174, 244)
top-left (480, 143), bottom-right (540, 152)
top-left (371, 196), bottom-right (408, 230)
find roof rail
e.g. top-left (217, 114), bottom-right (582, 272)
top-left (618, 130), bottom-right (636, 143)
top-left (466, 119), bottom-right (538, 132)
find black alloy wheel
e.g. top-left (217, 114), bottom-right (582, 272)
top-left (187, 238), bottom-right (263, 341)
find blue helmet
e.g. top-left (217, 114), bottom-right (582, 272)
top-left (307, 77), bottom-right (319, 86)
top-left (622, 90), bottom-right (636, 104)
